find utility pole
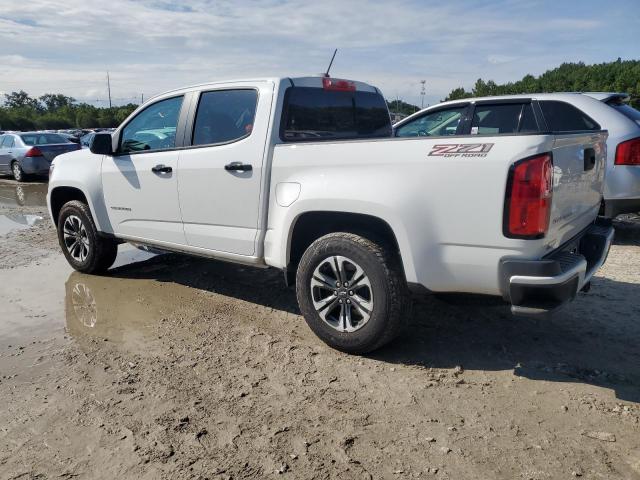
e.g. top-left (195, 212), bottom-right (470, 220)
top-left (420, 80), bottom-right (426, 109)
top-left (106, 72), bottom-right (112, 108)
top-left (141, 93), bottom-right (144, 104)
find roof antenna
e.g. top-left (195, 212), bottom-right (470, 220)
top-left (325, 49), bottom-right (338, 77)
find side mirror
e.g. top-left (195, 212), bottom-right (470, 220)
top-left (90, 133), bottom-right (114, 155)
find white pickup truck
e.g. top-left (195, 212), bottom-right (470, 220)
top-left (48, 76), bottom-right (614, 353)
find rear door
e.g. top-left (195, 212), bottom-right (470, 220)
top-left (177, 83), bottom-right (273, 256)
top-left (537, 100), bottom-right (607, 244)
top-left (101, 95), bottom-right (188, 245)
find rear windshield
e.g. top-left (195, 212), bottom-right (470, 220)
top-left (281, 87), bottom-right (391, 141)
top-left (608, 101), bottom-right (640, 126)
top-left (20, 133), bottom-right (69, 145)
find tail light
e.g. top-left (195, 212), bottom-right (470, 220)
top-left (504, 153), bottom-right (553, 239)
top-left (322, 77), bottom-right (356, 92)
top-left (24, 147), bottom-right (43, 157)
top-left (615, 137), bottom-right (640, 165)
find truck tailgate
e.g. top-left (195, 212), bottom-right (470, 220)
top-left (547, 131), bottom-right (607, 246)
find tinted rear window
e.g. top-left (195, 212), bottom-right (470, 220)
top-left (608, 102), bottom-right (640, 126)
top-left (20, 133), bottom-right (69, 145)
top-left (281, 87), bottom-right (391, 141)
top-left (539, 101), bottom-right (600, 132)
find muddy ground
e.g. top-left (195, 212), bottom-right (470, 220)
top-left (0, 177), bottom-right (639, 480)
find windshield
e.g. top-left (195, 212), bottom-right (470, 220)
top-left (20, 133), bottom-right (70, 145)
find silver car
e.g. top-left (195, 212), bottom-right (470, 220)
top-left (0, 132), bottom-right (80, 182)
top-left (580, 93), bottom-right (640, 217)
top-left (394, 92), bottom-right (640, 218)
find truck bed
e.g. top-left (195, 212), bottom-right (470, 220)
top-left (266, 131), bottom-right (607, 295)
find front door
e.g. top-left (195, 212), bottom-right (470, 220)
top-left (177, 84), bottom-right (272, 256)
top-left (101, 95), bottom-right (187, 245)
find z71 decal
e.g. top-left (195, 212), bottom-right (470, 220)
top-left (428, 143), bottom-right (494, 157)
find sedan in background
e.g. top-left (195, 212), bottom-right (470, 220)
top-left (0, 132), bottom-right (80, 181)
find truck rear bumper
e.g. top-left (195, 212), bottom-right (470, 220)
top-left (499, 219), bottom-right (614, 316)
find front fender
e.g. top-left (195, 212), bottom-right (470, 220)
top-left (47, 151), bottom-right (113, 233)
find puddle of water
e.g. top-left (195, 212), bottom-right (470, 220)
top-left (0, 180), bottom-right (48, 208)
top-left (0, 245), bottom-right (159, 351)
top-left (0, 213), bottom-right (44, 235)
top-left (63, 248), bottom-right (174, 349)
top-left (0, 254), bottom-right (70, 348)
top-left (64, 271), bottom-right (171, 350)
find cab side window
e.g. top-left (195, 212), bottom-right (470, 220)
top-left (471, 103), bottom-right (524, 135)
top-left (120, 96), bottom-right (184, 153)
top-left (395, 106), bottom-right (467, 137)
top-left (1, 136), bottom-right (14, 148)
top-left (192, 89), bottom-right (258, 146)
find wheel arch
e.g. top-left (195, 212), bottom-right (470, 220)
top-left (49, 186), bottom-right (90, 226)
top-left (284, 210), bottom-right (408, 286)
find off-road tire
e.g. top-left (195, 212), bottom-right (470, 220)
top-left (57, 200), bottom-right (118, 274)
top-left (296, 232), bottom-right (410, 354)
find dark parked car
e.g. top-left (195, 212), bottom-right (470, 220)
top-left (0, 132), bottom-right (80, 181)
top-left (79, 132), bottom-right (96, 149)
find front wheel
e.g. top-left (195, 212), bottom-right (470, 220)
top-left (296, 232), bottom-right (410, 354)
top-left (57, 200), bottom-right (118, 274)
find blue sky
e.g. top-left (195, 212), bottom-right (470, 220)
top-left (0, 0), bottom-right (638, 106)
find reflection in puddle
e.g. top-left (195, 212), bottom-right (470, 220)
top-left (0, 180), bottom-right (48, 207)
top-left (0, 245), bottom-right (158, 351)
top-left (0, 213), bottom-right (43, 235)
top-left (64, 255), bottom-right (175, 350)
top-left (69, 283), bottom-right (98, 328)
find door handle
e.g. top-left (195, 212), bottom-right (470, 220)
top-left (151, 164), bottom-right (172, 174)
top-left (584, 148), bottom-right (596, 171)
top-left (224, 162), bottom-right (252, 172)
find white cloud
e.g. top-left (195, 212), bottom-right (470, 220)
top-left (0, 0), bottom-right (627, 106)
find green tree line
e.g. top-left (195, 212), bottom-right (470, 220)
top-left (0, 91), bottom-right (138, 131)
top-left (387, 99), bottom-right (419, 115)
top-left (445, 59), bottom-right (640, 109)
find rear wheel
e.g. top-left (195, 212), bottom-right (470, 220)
top-left (11, 161), bottom-right (26, 182)
top-left (296, 232), bottom-right (410, 354)
top-left (57, 200), bottom-right (118, 274)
